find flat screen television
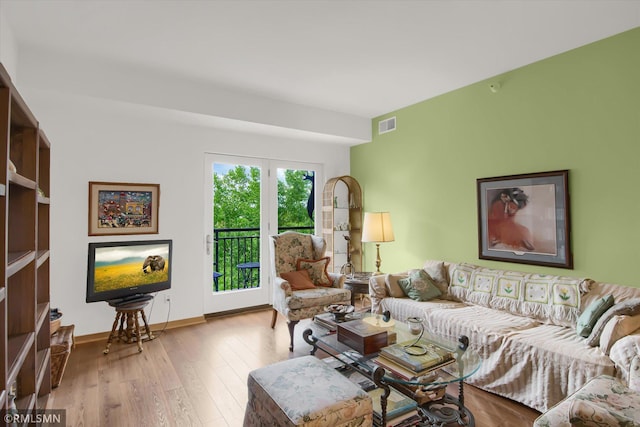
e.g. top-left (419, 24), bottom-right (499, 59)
top-left (86, 239), bottom-right (172, 304)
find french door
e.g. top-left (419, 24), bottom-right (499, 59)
top-left (203, 153), bottom-right (322, 314)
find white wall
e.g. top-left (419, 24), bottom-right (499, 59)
top-left (0, 10), bottom-right (17, 77)
top-left (0, 16), bottom-right (362, 336)
top-left (20, 88), bottom-right (351, 336)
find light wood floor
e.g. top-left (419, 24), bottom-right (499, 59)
top-left (48, 308), bottom-right (540, 426)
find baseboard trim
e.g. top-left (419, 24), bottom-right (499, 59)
top-left (73, 315), bottom-right (207, 345)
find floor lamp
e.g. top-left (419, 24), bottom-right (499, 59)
top-left (361, 212), bottom-right (395, 275)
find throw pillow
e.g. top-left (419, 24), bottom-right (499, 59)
top-left (296, 257), bottom-right (331, 286)
top-left (599, 314), bottom-right (640, 355)
top-left (385, 273), bottom-right (408, 298)
top-left (587, 298), bottom-right (640, 346)
top-left (576, 294), bottom-right (615, 338)
top-left (397, 269), bottom-right (442, 302)
top-left (280, 269), bottom-right (316, 291)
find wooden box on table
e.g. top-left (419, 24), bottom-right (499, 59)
top-left (337, 319), bottom-right (394, 356)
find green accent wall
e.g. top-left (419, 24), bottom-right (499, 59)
top-left (351, 27), bottom-right (640, 286)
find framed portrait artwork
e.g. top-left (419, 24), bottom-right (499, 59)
top-left (88, 181), bottom-right (160, 236)
top-left (477, 170), bottom-right (572, 268)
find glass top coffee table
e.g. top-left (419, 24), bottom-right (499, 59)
top-left (304, 312), bottom-right (481, 426)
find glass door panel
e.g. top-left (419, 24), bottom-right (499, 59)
top-left (204, 154), bottom-right (269, 313)
top-left (203, 155), bottom-right (322, 314)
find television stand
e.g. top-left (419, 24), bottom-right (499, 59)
top-left (108, 293), bottom-right (154, 306)
top-left (104, 297), bottom-right (155, 354)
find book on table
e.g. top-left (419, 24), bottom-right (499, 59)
top-left (324, 356), bottom-right (419, 426)
top-left (385, 411), bottom-right (421, 427)
top-left (369, 387), bottom-right (417, 421)
top-left (372, 354), bottom-right (456, 380)
top-left (379, 339), bottom-right (454, 372)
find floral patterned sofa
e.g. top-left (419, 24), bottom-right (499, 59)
top-left (534, 351), bottom-right (640, 426)
top-left (368, 260), bottom-right (640, 413)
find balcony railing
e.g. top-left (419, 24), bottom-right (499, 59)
top-left (213, 226), bottom-right (314, 291)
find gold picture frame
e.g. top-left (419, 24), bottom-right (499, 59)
top-left (88, 181), bottom-right (160, 236)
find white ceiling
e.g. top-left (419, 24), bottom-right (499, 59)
top-left (2, 0), bottom-right (639, 120)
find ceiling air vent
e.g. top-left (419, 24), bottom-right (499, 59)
top-left (378, 116), bottom-right (396, 135)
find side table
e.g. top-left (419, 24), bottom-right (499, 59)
top-left (344, 273), bottom-right (372, 307)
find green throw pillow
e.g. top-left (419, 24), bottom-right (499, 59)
top-left (577, 294), bottom-right (615, 338)
top-left (397, 269), bottom-right (442, 302)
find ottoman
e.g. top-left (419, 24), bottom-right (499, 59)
top-left (243, 355), bottom-right (373, 427)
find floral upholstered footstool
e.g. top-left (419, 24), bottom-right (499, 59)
top-left (243, 355), bottom-right (373, 427)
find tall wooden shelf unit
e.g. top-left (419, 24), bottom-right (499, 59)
top-left (322, 176), bottom-right (362, 273)
top-left (1, 63), bottom-right (51, 414)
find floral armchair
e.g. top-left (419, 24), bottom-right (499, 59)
top-left (269, 231), bottom-right (349, 351)
top-left (534, 335), bottom-right (640, 426)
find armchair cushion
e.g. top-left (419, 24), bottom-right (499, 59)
top-left (297, 257), bottom-right (331, 286)
top-left (280, 269), bottom-right (316, 290)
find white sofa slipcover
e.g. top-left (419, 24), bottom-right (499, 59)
top-left (369, 260), bottom-right (640, 413)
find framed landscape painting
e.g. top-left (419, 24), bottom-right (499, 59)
top-left (88, 181), bottom-right (160, 236)
top-left (477, 170), bottom-right (572, 269)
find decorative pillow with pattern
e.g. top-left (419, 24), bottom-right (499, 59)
top-left (520, 274), bottom-right (587, 327)
top-left (397, 269), bottom-right (442, 302)
top-left (465, 268), bottom-right (499, 307)
top-left (490, 271), bottom-right (528, 314)
top-left (448, 263), bottom-right (480, 302)
top-left (296, 257), bottom-right (331, 286)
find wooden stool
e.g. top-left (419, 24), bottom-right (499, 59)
top-left (104, 299), bottom-right (154, 354)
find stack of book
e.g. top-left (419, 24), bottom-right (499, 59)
top-left (373, 339), bottom-right (455, 381)
top-left (369, 387), bottom-right (420, 427)
top-left (323, 357), bottom-right (420, 427)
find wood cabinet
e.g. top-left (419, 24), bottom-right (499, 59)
top-left (321, 176), bottom-right (362, 274)
top-left (1, 63), bottom-right (51, 414)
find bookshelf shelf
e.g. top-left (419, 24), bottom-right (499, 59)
top-left (1, 62), bottom-right (51, 411)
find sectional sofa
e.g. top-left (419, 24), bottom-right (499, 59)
top-left (368, 260), bottom-right (640, 412)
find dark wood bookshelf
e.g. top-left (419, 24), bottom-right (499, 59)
top-left (1, 61), bottom-right (52, 412)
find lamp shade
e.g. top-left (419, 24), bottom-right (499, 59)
top-left (361, 212), bottom-right (395, 243)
